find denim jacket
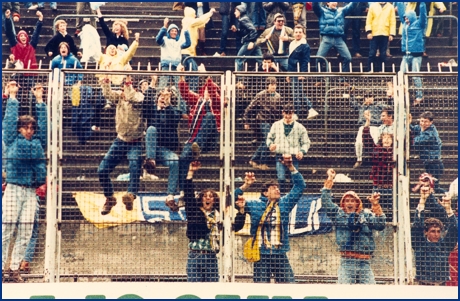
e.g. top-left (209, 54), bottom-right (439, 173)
top-left (350, 97), bottom-right (387, 126)
top-left (238, 171), bottom-right (306, 254)
top-left (321, 188), bottom-right (386, 254)
top-left (3, 97), bottom-right (47, 188)
top-left (410, 124), bottom-right (442, 161)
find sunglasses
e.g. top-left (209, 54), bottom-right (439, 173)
top-left (276, 19), bottom-right (285, 23)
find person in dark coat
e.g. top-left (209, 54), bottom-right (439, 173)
top-left (45, 20), bottom-right (81, 58)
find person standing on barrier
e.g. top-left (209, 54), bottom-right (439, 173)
top-left (75, 2), bottom-right (97, 37)
top-left (267, 104), bottom-right (310, 194)
top-left (321, 169), bottom-right (386, 284)
top-left (313, 2), bottom-right (357, 73)
top-left (256, 13), bottom-right (293, 72)
top-left (233, 4), bottom-right (263, 71)
top-left (365, 2), bottom-right (396, 72)
top-left (409, 111), bottom-right (445, 193)
top-left (287, 24), bottom-right (318, 120)
top-left (184, 161), bottom-right (252, 282)
top-left (395, 2), bottom-right (426, 105)
top-left (412, 176), bottom-right (458, 286)
top-left (362, 110), bottom-right (395, 219)
top-left (244, 77), bottom-right (284, 171)
top-left (242, 154), bottom-right (306, 283)
top-left (143, 87), bottom-right (181, 212)
top-left (156, 17), bottom-right (191, 117)
top-left (97, 76), bottom-right (145, 216)
top-left (348, 90), bottom-right (387, 169)
top-left (2, 81), bottom-right (47, 283)
top-left (180, 6), bottom-right (215, 92)
top-left (4, 9), bottom-right (43, 117)
top-left (45, 20), bottom-right (81, 59)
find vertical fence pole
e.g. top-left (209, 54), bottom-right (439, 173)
top-left (221, 71), bottom-right (233, 282)
top-left (44, 68), bottom-right (61, 283)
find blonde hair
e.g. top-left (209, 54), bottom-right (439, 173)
top-left (55, 20), bottom-right (67, 31)
top-left (112, 20), bottom-right (129, 40)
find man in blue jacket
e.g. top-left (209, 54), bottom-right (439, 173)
top-left (410, 111), bottom-right (444, 193)
top-left (313, 2), bottom-right (357, 72)
top-left (2, 81), bottom-right (47, 283)
top-left (412, 175), bottom-right (457, 285)
top-left (321, 168), bottom-right (386, 284)
top-left (233, 4), bottom-right (263, 71)
top-left (395, 2), bottom-right (427, 105)
top-left (236, 154), bottom-right (306, 283)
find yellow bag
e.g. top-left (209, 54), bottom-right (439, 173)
top-left (243, 201), bottom-right (275, 263)
top-left (71, 85), bottom-right (81, 107)
top-left (243, 237), bottom-right (260, 262)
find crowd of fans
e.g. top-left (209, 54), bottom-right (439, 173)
top-left (1, 1), bottom-right (457, 286)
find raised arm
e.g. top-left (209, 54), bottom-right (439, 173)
top-left (321, 169), bottom-right (340, 222)
top-left (33, 85), bottom-right (47, 148)
top-left (4, 10), bottom-right (17, 48)
top-left (121, 33), bottom-right (139, 65)
top-left (2, 82), bottom-right (20, 147)
top-left (156, 18), bottom-right (169, 46)
top-left (97, 8), bottom-right (112, 40)
top-left (418, 2), bottom-right (427, 29)
top-left (181, 30), bottom-right (192, 49)
top-left (30, 11), bottom-right (44, 49)
top-left (281, 155), bottom-right (306, 211)
top-left (366, 192), bottom-right (386, 231)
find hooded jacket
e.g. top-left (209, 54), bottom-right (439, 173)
top-left (3, 97), bottom-right (47, 188)
top-left (96, 39), bottom-right (139, 85)
top-left (181, 7), bottom-right (213, 56)
top-left (98, 17), bottom-right (129, 48)
top-left (410, 123), bottom-right (442, 162)
top-left (398, 2), bottom-right (446, 37)
top-left (396, 2), bottom-right (427, 55)
top-left (5, 17), bottom-right (42, 72)
top-left (238, 171), bottom-right (306, 254)
top-left (156, 24), bottom-right (191, 68)
top-left (101, 81), bottom-right (145, 142)
top-left (313, 2), bottom-right (357, 37)
top-left (322, 189), bottom-right (386, 255)
top-left (365, 2), bottom-right (396, 37)
top-left (235, 6), bottom-right (258, 44)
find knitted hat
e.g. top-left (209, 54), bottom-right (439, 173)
top-left (235, 4), bottom-right (246, 14)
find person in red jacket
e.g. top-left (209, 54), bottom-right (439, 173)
top-left (4, 9), bottom-right (43, 117)
top-left (362, 110), bottom-right (395, 219)
top-left (174, 76), bottom-right (221, 210)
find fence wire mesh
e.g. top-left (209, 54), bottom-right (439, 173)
top-left (1, 70), bottom-right (457, 286)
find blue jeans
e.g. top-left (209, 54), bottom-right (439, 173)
top-left (274, 57), bottom-right (288, 72)
top-left (159, 64), bottom-right (187, 115)
top-left (37, 2), bottom-right (57, 9)
top-left (316, 35), bottom-right (352, 72)
top-left (276, 154), bottom-right (300, 194)
top-left (2, 184), bottom-right (36, 270)
top-left (343, 17), bottom-right (362, 55)
top-left (23, 197), bottom-right (40, 262)
top-left (338, 258), bottom-right (376, 284)
top-left (368, 36), bottom-right (389, 72)
top-left (219, 14), bottom-right (230, 53)
top-left (181, 54), bottom-right (199, 93)
top-left (291, 77), bottom-right (313, 118)
top-left (179, 113), bottom-right (218, 191)
top-left (186, 251), bottom-right (219, 282)
top-left (251, 2), bottom-right (266, 28)
top-left (145, 126), bottom-right (179, 195)
top-left (236, 42), bottom-right (263, 71)
top-left (250, 123), bottom-right (271, 165)
top-left (254, 253), bottom-right (295, 283)
top-left (98, 138), bottom-right (142, 197)
top-left (400, 55), bottom-right (423, 100)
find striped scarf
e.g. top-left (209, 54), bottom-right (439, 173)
top-left (260, 201), bottom-right (282, 249)
top-left (201, 208), bottom-right (220, 252)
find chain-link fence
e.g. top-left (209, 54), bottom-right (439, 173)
top-left (2, 69), bottom-right (457, 286)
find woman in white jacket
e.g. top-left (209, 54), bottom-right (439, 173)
top-left (267, 104), bottom-right (310, 193)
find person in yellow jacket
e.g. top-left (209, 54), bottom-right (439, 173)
top-left (365, 2), bottom-right (396, 72)
top-left (180, 6), bottom-right (215, 92)
top-left (96, 32), bottom-right (139, 86)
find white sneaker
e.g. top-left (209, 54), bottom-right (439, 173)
top-left (91, 125), bottom-right (100, 131)
top-left (28, 4), bottom-right (38, 10)
top-left (213, 52), bottom-right (221, 57)
top-left (141, 170), bottom-right (159, 181)
top-left (103, 103), bottom-right (112, 110)
top-left (448, 59), bottom-right (458, 67)
top-left (307, 108), bottom-right (319, 120)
